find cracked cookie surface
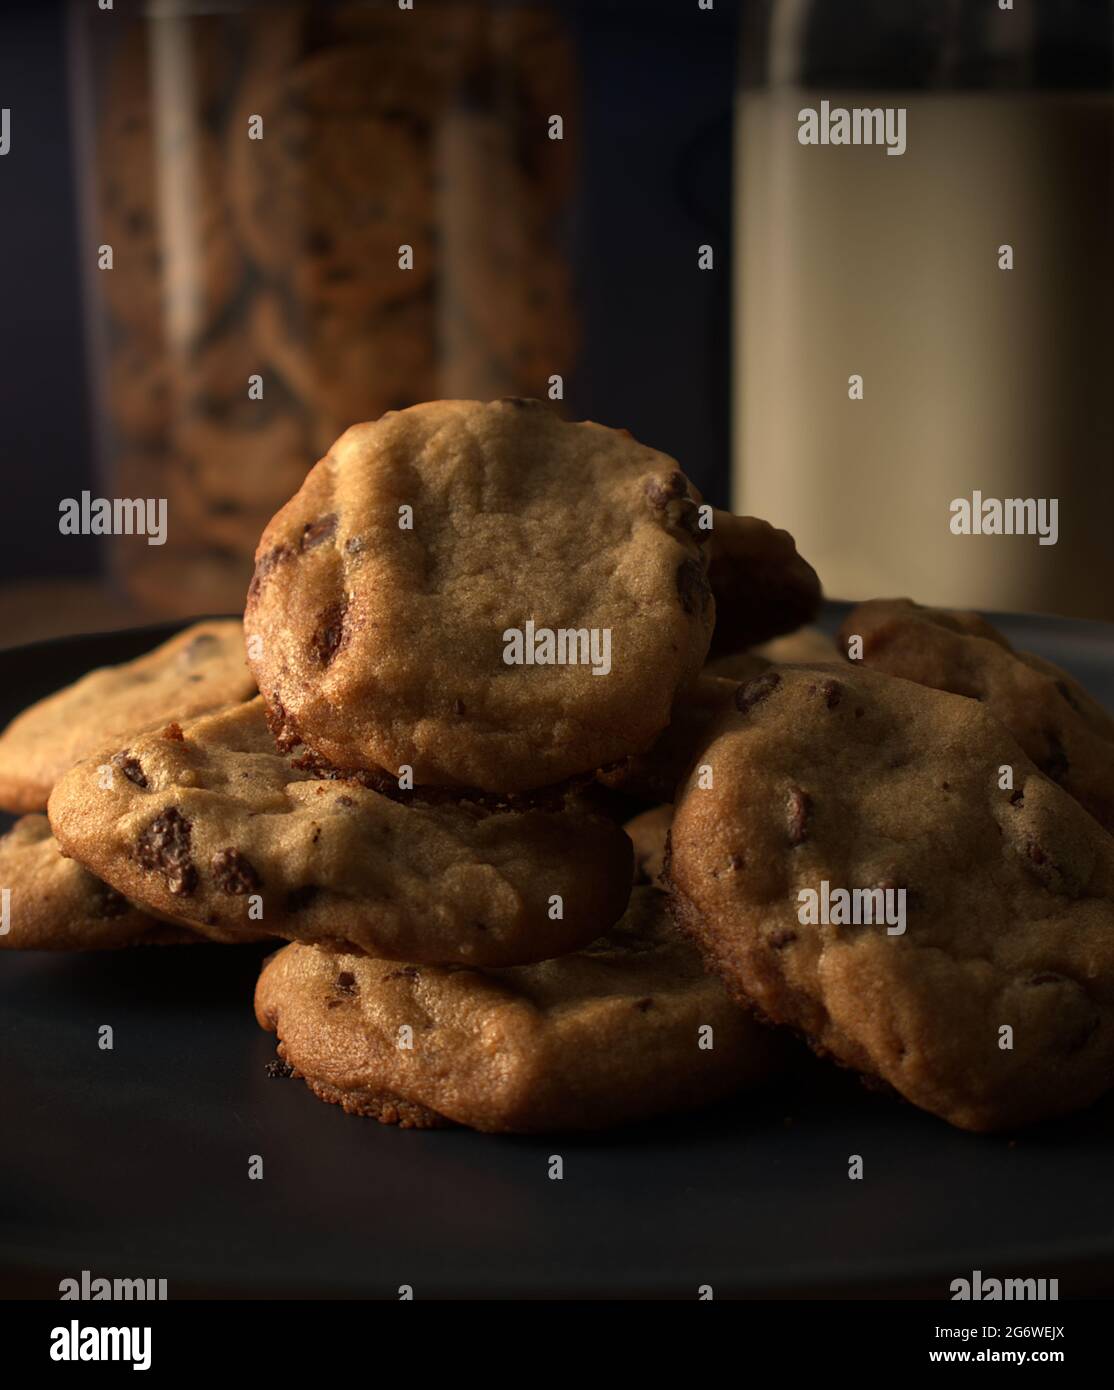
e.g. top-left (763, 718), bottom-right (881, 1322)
top-left (255, 884), bottom-right (782, 1132)
top-left (667, 662), bottom-right (1114, 1132)
top-left (244, 399), bottom-right (714, 793)
top-left (47, 698), bottom-right (633, 967)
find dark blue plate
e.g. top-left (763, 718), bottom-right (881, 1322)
top-left (2, 608), bottom-right (1113, 1299)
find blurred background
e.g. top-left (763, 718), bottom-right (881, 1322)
top-left (0, 0), bottom-right (737, 644)
top-left (0, 0), bottom-right (1111, 649)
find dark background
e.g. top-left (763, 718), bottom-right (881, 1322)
top-left (0, 0), bottom-right (738, 587)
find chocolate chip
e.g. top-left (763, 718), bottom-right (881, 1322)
top-left (336, 795), bottom-right (355, 808)
top-left (453, 699), bottom-right (466, 716)
top-left (111, 751), bottom-right (147, 789)
top-left (311, 602), bottom-right (347, 666)
top-left (814, 678), bottom-right (842, 709)
top-left (285, 885), bottom-right (320, 913)
top-left (1010, 790), bottom-right (1024, 806)
top-left (301, 513), bottom-right (337, 550)
top-left (659, 495), bottom-right (705, 541)
top-left (249, 542), bottom-right (292, 598)
top-left (634, 997), bottom-right (654, 1012)
top-left (735, 670), bottom-right (781, 714)
top-left (728, 852), bottom-right (744, 870)
top-left (335, 971), bottom-right (358, 995)
top-left (162, 722), bottom-right (184, 742)
top-left (265, 1059), bottom-right (294, 1078)
top-left (786, 787), bottom-right (811, 846)
top-left (383, 966), bottom-right (420, 982)
top-left (499, 396), bottom-right (540, 408)
top-left (645, 472), bottom-right (687, 509)
top-left (769, 929), bottom-right (797, 949)
top-left (136, 807), bottom-right (197, 896)
top-left (675, 558), bottom-right (711, 615)
top-left (211, 848), bottom-right (261, 895)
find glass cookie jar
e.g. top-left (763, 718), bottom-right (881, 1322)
top-left (72, 0), bottom-right (579, 616)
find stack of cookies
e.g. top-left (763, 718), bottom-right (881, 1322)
top-left (6, 397), bottom-right (1114, 1136)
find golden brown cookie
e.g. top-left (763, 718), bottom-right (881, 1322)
top-left (668, 662), bottom-right (1114, 1132)
top-left (0, 620), bottom-right (255, 815)
top-left (0, 814), bottom-right (196, 950)
top-left (839, 598), bottom-right (1114, 833)
top-left (245, 400), bottom-right (715, 793)
top-left (255, 885), bottom-right (782, 1132)
top-left (48, 698), bottom-right (634, 967)
top-left (707, 513), bottom-right (821, 656)
top-left (228, 47), bottom-right (435, 313)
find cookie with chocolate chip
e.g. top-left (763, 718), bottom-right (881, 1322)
top-left (254, 884), bottom-right (782, 1132)
top-left (0, 814), bottom-right (198, 950)
top-left (228, 47), bottom-right (435, 314)
top-left (48, 698), bottom-right (633, 967)
top-left (0, 620), bottom-right (255, 814)
top-left (839, 598), bottom-right (1114, 833)
top-left (707, 512), bottom-right (821, 655)
top-left (245, 399), bottom-right (715, 793)
top-left (668, 662), bottom-right (1114, 1132)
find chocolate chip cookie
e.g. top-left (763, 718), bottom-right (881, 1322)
top-left (840, 598), bottom-right (1114, 833)
top-left (0, 814), bottom-right (196, 950)
top-left (228, 47), bottom-right (435, 314)
top-left (48, 699), bottom-right (633, 967)
top-left (245, 399), bottom-right (715, 793)
top-left (0, 620), bottom-right (255, 815)
top-left (668, 663), bottom-right (1114, 1132)
top-left (254, 885), bottom-right (782, 1132)
top-left (707, 513), bottom-right (821, 656)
